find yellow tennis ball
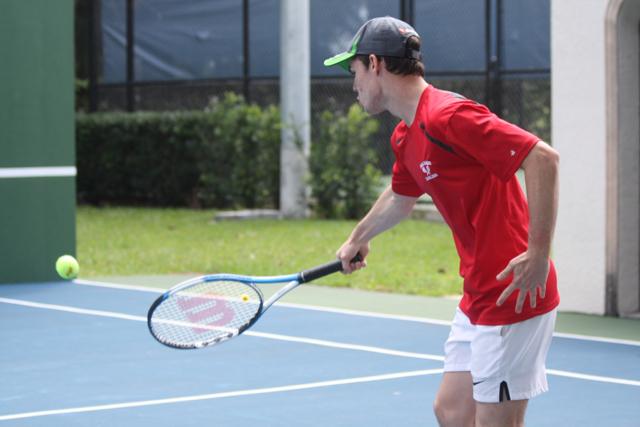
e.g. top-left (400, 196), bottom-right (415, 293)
top-left (55, 255), bottom-right (79, 280)
top-left (241, 294), bottom-right (250, 302)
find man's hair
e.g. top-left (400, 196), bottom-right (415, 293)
top-left (355, 36), bottom-right (425, 77)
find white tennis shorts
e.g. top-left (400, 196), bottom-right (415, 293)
top-left (443, 307), bottom-right (557, 403)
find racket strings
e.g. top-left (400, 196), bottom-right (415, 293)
top-left (149, 280), bottom-right (262, 348)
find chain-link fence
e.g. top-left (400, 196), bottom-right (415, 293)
top-left (77, 0), bottom-right (551, 175)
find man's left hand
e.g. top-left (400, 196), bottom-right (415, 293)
top-left (496, 252), bottom-right (550, 313)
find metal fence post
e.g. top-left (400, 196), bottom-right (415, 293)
top-left (87, 0), bottom-right (98, 112)
top-left (484, 0), bottom-right (492, 108)
top-left (242, 0), bottom-right (250, 102)
top-left (485, 0), bottom-right (503, 117)
top-left (400, 0), bottom-right (415, 27)
top-left (493, 0), bottom-right (503, 116)
top-left (126, 0), bottom-right (135, 112)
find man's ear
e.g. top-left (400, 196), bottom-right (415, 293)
top-left (368, 54), bottom-right (382, 74)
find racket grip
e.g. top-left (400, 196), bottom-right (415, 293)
top-left (299, 254), bottom-right (362, 283)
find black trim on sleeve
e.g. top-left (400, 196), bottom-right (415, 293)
top-left (419, 122), bottom-right (455, 154)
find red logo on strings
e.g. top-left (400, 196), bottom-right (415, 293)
top-left (177, 294), bottom-right (235, 334)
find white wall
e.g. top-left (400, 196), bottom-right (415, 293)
top-left (613, 0), bottom-right (640, 315)
top-left (551, 0), bottom-right (608, 314)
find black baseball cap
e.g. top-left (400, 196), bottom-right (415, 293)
top-left (323, 16), bottom-right (422, 71)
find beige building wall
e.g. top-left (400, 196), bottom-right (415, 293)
top-left (552, 0), bottom-right (608, 314)
top-left (552, 0), bottom-right (640, 316)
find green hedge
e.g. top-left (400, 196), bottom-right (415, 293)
top-left (77, 93), bottom-right (280, 208)
top-left (310, 104), bottom-right (381, 218)
top-left (76, 93), bottom-right (381, 217)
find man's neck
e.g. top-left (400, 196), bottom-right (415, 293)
top-left (383, 76), bottom-right (429, 127)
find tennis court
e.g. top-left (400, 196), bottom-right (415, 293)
top-left (2, 2), bottom-right (640, 426)
top-left (1, 279), bottom-right (638, 426)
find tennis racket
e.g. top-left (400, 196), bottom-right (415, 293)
top-left (147, 254), bottom-right (361, 349)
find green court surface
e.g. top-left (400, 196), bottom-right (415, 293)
top-left (85, 275), bottom-right (640, 343)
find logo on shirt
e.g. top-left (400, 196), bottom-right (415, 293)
top-left (419, 160), bottom-right (439, 182)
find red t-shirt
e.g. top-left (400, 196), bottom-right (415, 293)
top-left (391, 85), bottom-right (559, 325)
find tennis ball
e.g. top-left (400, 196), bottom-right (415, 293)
top-left (241, 294), bottom-right (250, 302)
top-left (55, 255), bottom-right (79, 280)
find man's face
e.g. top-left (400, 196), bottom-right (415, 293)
top-left (349, 57), bottom-right (384, 115)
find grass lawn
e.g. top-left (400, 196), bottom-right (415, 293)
top-left (77, 206), bottom-right (463, 297)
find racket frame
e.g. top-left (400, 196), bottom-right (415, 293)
top-left (147, 256), bottom-right (358, 349)
top-left (147, 273), bottom-right (301, 349)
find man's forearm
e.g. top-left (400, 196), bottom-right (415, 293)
top-left (522, 142), bottom-right (560, 257)
top-left (347, 185), bottom-right (418, 245)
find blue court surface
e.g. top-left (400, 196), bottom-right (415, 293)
top-left (1, 281), bottom-right (639, 426)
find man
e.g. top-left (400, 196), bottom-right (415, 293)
top-left (324, 17), bottom-right (559, 427)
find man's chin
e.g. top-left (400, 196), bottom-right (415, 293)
top-left (360, 102), bottom-right (384, 115)
top-left (364, 106), bottom-right (384, 115)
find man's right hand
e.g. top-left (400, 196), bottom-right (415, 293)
top-left (337, 241), bottom-right (369, 274)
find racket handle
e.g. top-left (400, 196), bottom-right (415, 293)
top-left (299, 254), bottom-right (362, 283)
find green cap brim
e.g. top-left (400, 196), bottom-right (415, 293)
top-left (323, 51), bottom-right (356, 71)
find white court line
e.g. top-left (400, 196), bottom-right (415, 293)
top-left (0, 297), bottom-right (144, 322)
top-left (277, 301), bottom-right (453, 325)
top-left (74, 279), bottom-right (166, 294)
top-left (249, 331), bottom-right (444, 362)
top-left (74, 279), bottom-right (640, 347)
top-left (550, 332), bottom-right (640, 347)
top-left (0, 297), bottom-right (443, 362)
top-left (0, 369), bottom-right (444, 421)
top-left (1, 297), bottom-right (638, 388)
top-left (546, 369), bottom-right (640, 387)
top-left (0, 166), bottom-right (76, 178)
